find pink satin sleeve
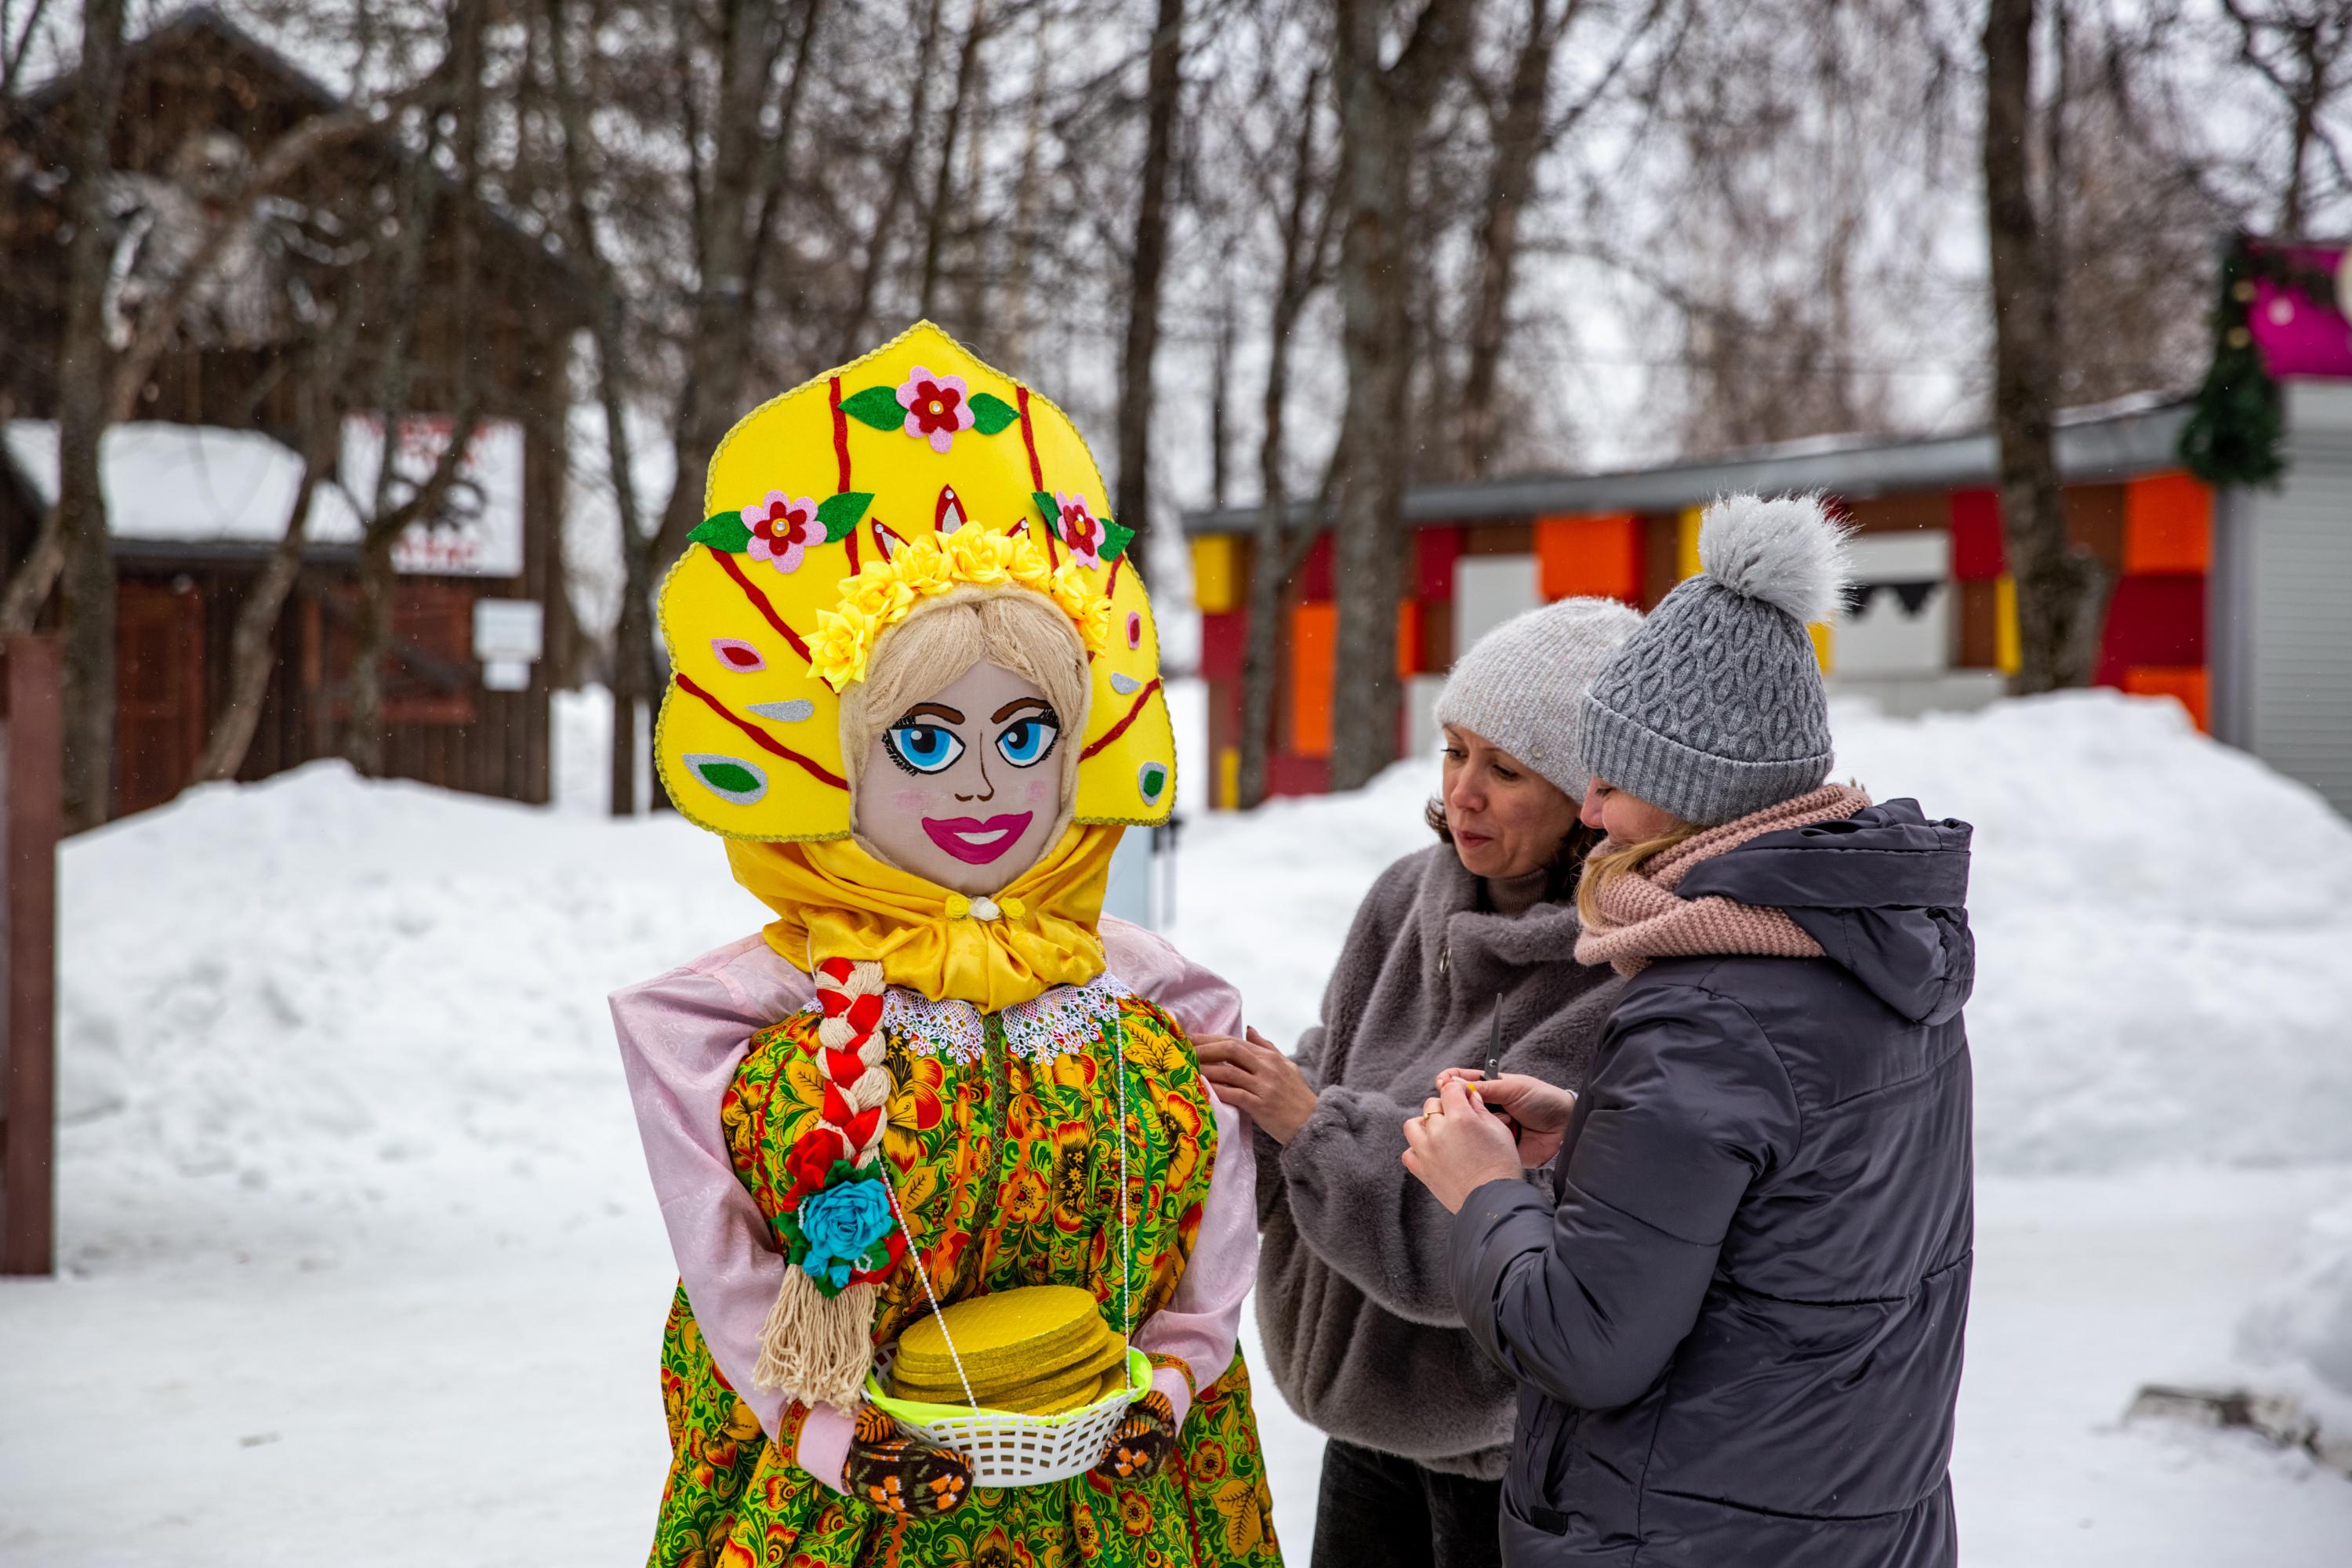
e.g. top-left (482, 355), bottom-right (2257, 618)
top-left (610, 934), bottom-right (814, 1448)
top-left (1102, 917), bottom-right (1260, 1430)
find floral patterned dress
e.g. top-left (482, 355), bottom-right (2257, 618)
top-left (649, 976), bottom-right (1283, 1568)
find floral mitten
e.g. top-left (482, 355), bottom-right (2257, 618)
top-left (1091, 1390), bottom-right (1179, 1483)
top-left (843, 1403), bottom-right (972, 1518)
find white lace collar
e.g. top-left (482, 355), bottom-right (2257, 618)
top-left (850, 969), bottom-right (1135, 1066)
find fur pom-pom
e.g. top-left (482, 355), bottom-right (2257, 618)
top-left (1696, 493), bottom-right (1853, 625)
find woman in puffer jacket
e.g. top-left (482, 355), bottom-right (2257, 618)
top-left (1403, 495), bottom-right (1975, 1568)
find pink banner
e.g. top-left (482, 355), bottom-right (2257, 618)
top-left (2249, 242), bottom-right (2352, 379)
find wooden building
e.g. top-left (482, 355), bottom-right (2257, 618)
top-left (1185, 384), bottom-right (2352, 819)
top-left (0, 8), bottom-right (582, 820)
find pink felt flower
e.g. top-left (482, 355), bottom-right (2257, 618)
top-left (1054, 491), bottom-right (1104, 568)
top-left (895, 366), bottom-right (976, 454)
top-left (742, 491), bottom-right (823, 573)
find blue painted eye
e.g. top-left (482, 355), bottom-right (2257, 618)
top-left (995, 715), bottom-right (1061, 768)
top-left (885, 724), bottom-right (966, 775)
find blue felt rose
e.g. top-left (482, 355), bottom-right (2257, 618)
top-left (797, 1176), bottom-right (898, 1293)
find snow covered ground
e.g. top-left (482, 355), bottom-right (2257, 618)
top-left (3, 686), bottom-right (2350, 1563)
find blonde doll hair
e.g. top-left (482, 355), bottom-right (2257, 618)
top-left (840, 586), bottom-right (1094, 844)
top-left (1575, 818), bottom-right (1708, 932)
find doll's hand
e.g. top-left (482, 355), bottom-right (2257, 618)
top-left (1091, 1389), bottom-right (1178, 1483)
top-left (843, 1403), bottom-right (972, 1517)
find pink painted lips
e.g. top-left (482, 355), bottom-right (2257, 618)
top-left (921, 812), bottom-right (1034, 865)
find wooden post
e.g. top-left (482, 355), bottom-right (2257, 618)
top-left (1, 633), bottom-right (62, 1276)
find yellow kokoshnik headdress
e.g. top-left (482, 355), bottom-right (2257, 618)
top-left (653, 320), bottom-right (1177, 844)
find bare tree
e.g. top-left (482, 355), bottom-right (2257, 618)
top-left (0, 0), bottom-right (58, 101)
top-left (1112, 0), bottom-right (1187, 545)
top-left (1985, 0), bottom-right (2105, 694)
top-left (188, 270), bottom-right (370, 784)
top-left (49, 0), bottom-right (127, 831)
top-left (2221, 2), bottom-right (2352, 234)
top-left (1327, 0), bottom-right (1479, 791)
top-left (1236, 52), bottom-right (1337, 809)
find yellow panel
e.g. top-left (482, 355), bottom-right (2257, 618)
top-left (1191, 535), bottom-right (1239, 614)
top-left (1994, 575), bottom-right (2020, 675)
top-left (1676, 506), bottom-right (1704, 582)
top-left (1808, 622), bottom-right (1833, 673)
top-left (1217, 746), bottom-right (1240, 812)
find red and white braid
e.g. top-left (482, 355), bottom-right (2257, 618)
top-left (811, 956), bottom-right (893, 1170)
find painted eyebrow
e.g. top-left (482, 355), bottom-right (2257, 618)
top-left (896, 702), bottom-right (965, 724)
top-left (991, 698), bottom-right (1055, 724)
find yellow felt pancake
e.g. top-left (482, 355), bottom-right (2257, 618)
top-left (889, 1334), bottom-right (1129, 1408)
top-left (654, 321), bottom-right (1178, 844)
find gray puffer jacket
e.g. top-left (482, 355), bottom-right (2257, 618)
top-left (1255, 842), bottom-right (1624, 1478)
top-left (1450, 800), bottom-right (1976, 1565)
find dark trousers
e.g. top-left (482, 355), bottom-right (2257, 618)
top-left (1311, 1436), bottom-right (1503, 1568)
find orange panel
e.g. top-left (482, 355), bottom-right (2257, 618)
top-left (2123, 472), bottom-right (2213, 575)
top-left (2123, 666), bottom-right (2210, 733)
top-left (1289, 601), bottom-right (1337, 758)
top-left (1396, 600), bottom-right (1423, 680)
top-left (1536, 514), bottom-right (1642, 602)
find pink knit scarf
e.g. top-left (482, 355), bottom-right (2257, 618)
top-left (1574, 783), bottom-right (1873, 976)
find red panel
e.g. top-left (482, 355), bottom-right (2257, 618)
top-left (1536, 514), bottom-right (1642, 603)
top-left (1951, 488), bottom-right (2005, 581)
top-left (1414, 527), bottom-right (1463, 602)
top-left (2123, 666), bottom-right (2211, 733)
top-left (1298, 533), bottom-right (1334, 602)
top-left (1198, 609), bottom-right (1248, 683)
top-left (2096, 574), bottom-right (2206, 687)
top-left (1265, 753), bottom-right (1330, 799)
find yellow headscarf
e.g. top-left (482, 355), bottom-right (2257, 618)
top-left (728, 825), bottom-right (1118, 1011)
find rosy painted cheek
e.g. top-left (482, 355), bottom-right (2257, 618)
top-left (1022, 776), bottom-right (1056, 808)
top-left (890, 786), bottom-right (931, 815)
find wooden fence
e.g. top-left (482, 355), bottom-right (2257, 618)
top-left (1, 633), bottom-right (60, 1276)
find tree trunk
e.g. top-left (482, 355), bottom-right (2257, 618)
top-left (1457, 0), bottom-right (1560, 480)
top-left (53, 0), bottom-right (127, 831)
top-left (1983, 0), bottom-right (2101, 695)
top-left (1237, 67), bottom-right (1335, 811)
top-left (548, 0), bottom-right (654, 815)
top-left (1327, 0), bottom-right (1478, 791)
top-left (190, 295), bottom-right (366, 785)
top-left (837, 0), bottom-right (947, 358)
top-left (1112, 0), bottom-right (1186, 543)
top-left (918, 0), bottom-right (987, 323)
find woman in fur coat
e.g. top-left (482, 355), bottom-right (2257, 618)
top-left (1198, 597), bottom-right (1639, 1568)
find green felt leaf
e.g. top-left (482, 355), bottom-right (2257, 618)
top-left (688, 513), bottom-right (751, 553)
top-left (1033, 491), bottom-right (1063, 535)
top-left (817, 491), bottom-right (873, 541)
top-left (1097, 516), bottom-right (1136, 562)
top-left (839, 385), bottom-right (906, 431)
top-left (968, 392), bottom-right (1018, 435)
top-left (692, 758), bottom-right (764, 797)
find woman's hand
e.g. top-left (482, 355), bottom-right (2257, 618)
top-left (1401, 1076), bottom-right (1526, 1214)
top-left (1434, 1068), bottom-right (1578, 1168)
top-left (1196, 1028), bottom-right (1319, 1145)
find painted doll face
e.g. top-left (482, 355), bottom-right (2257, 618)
top-left (855, 660), bottom-right (1069, 895)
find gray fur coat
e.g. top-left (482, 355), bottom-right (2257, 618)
top-left (1254, 842), bottom-right (1624, 1478)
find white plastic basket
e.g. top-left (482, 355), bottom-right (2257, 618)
top-left (863, 1345), bottom-right (1149, 1487)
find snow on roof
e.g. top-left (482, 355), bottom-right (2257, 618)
top-left (2, 418), bottom-right (524, 576)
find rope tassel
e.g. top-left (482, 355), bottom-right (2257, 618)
top-left (754, 956), bottom-right (895, 1406)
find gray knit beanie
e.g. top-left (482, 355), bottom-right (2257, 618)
top-left (1581, 494), bottom-right (1851, 826)
top-left (1432, 597), bottom-right (1643, 800)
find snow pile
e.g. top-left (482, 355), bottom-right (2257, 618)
top-left (50, 753), bottom-right (756, 1269)
top-left (2239, 1188), bottom-right (2352, 1435)
top-left (1828, 690), bottom-right (2352, 1174)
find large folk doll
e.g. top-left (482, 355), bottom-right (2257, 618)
top-left (612, 323), bottom-right (1282, 1568)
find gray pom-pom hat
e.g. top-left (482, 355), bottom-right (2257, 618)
top-left (1581, 494), bottom-right (1853, 826)
top-left (1434, 597), bottom-right (1643, 800)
